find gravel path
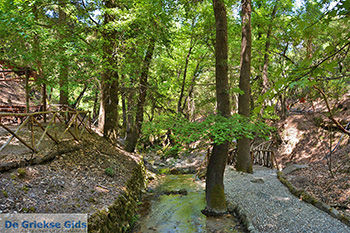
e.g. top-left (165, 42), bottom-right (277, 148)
top-left (224, 166), bottom-right (350, 233)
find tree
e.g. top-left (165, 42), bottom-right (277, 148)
top-left (235, 0), bottom-right (253, 173)
top-left (203, 0), bottom-right (230, 215)
top-left (125, 38), bottom-right (156, 152)
top-left (98, 0), bottom-right (120, 140)
top-left (58, 0), bottom-right (69, 105)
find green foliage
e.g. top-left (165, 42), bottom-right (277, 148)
top-left (17, 168), bottom-right (27, 178)
top-left (104, 167), bottom-right (115, 177)
top-left (159, 168), bottom-right (171, 174)
top-left (163, 144), bottom-right (181, 158)
top-left (0, 0), bottom-right (348, 156)
top-left (2, 190), bottom-right (8, 198)
top-left (141, 114), bottom-right (274, 150)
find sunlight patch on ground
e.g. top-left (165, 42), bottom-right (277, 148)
top-left (280, 125), bottom-right (304, 156)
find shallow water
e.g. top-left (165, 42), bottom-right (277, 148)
top-left (133, 174), bottom-right (245, 233)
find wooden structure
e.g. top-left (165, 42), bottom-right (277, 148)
top-left (227, 141), bottom-right (278, 169)
top-left (0, 109), bottom-right (91, 158)
top-left (0, 63), bottom-right (42, 115)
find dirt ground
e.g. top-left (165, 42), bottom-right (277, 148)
top-left (275, 93), bottom-right (350, 216)
top-left (0, 130), bottom-right (140, 214)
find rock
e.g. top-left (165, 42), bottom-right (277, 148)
top-left (250, 178), bottom-right (264, 184)
top-left (169, 168), bottom-right (180, 175)
top-left (162, 189), bottom-right (188, 196)
top-left (282, 164), bottom-right (309, 175)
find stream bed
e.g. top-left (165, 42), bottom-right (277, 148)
top-left (132, 174), bottom-right (246, 233)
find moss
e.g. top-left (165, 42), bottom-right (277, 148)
top-left (207, 184), bottom-right (227, 213)
top-left (22, 186), bottom-right (29, 194)
top-left (278, 171), bottom-right (350, 228)
top-left (17, 168), bottom-right (27, 178)
top-left (88, 162), bottom-right (146, 233)
top-left (301, 192), bottom-right (317, 205)
top-left (159, 168), bottom-right (170, 174)
top-left (88, 197), bottom-right (97, 204)
top-left (2, 190), bottom-right (8, 198)
top-left (10, 173), bottom-right (17, 180)
top-left (105, 167), bottom-right (115, 177)
top-left (339, 214), bottom-right (350, 225)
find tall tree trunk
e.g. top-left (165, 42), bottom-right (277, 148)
top-left (126, 80), bottom-right (136, 138)
top-left (99, 0), bottom-right (119, 140)
top-left (204, 0), bottom-right (230, 215)
top-left (101, 74), bottom-right (119, 139)
top-left (58, 0), bottom-right (69, 105)
top-left (92, 88), bottom-right (99, 120)
top-left (42, 84), bottom-right (47, 121)
top-left (25, 70), bottom-right (30, 113)
top-left (32, 3), bottom-right (46, 121)
top-left (261, 4), bottom-right (278, 96)
top-left (121, 90), bottom-right (127, 138)
top-left (235, 0), bottom-right (253, 173)
top-left (125, 39), bottom-right (155, 152)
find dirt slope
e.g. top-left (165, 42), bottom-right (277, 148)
top-left (0, 80), bottom-right (26, 105)
top-left (0, 132), bottom-right (141, 214)
top-left (276, 94), bottom-right (350, 215)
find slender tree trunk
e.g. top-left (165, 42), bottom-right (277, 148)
top-left (126, 81), bottom-right (136, 136)
top-left (261, 4), bottom-right (278, 96)
top-left (32, 3), bottom-right (47, 122)
top-left (182, 53), bottom-right (206, 119)
top-left (235, 0), bottom-right (253, 173)
top-left (72, 84), bottom-right (87, 109)
top-left (204, 0), bottom-right (230, 215)
top-left (125, 39), bottom-right (155, 152)
top-left (178, 38), bottom-right (194, 115)
top-left (32, 3), bottom-right (46, 121)
top-left (92, 88), bottom-right (99, 120)
top-left (58, 0), bottom-right (69, 105)
top-left (25, 70), bottom-right (30, 113)
top-left (42, 84), bottom-right (47, 121)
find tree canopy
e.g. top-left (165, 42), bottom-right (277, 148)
top-left (1, 0), bottom-right (349, 215)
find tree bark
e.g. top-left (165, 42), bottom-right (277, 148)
top-left (261, 3), bottom-right (278, 96)
top-left (178, 37), bottom-right (194, 115)
top-left (204, 0), bottom-right (230, 215)
top-left (125, 39), bottom-right (155, 152)
top-left (42, 84), bottom-right (47, 121)
top-left (58, 0), bottom-right (69, 105)
top-left (235, 0), bottom-right (253, 173)
top-left (25, 70), bottom-right (30, 113)
top-left (72, 84), bottom-right (88, 109)
top-left (32, 3), bottom-right (46, 120)
top-left (121, 91), bottom-right (127, 138)
top-left (99, 0), bottom-right (120, 141)
top-left (92, 88), bottom-right (99, 120)
top-left (100, 71), bottom-right (119, 140)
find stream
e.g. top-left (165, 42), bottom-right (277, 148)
top-left (132, 174), bottom-right (246, 233)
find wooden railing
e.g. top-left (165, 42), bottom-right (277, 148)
top-left (227, 141), bottom-right (278, 169)
top-left (0, 109), bottom-right (91, 158)
top-left (251, 149), bottom-right (277, 168)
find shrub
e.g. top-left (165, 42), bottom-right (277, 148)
top-left (105, 167), bottom-right (115, 177)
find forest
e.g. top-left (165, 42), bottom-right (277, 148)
top-left (0, 0), bottom-right (349, 232)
